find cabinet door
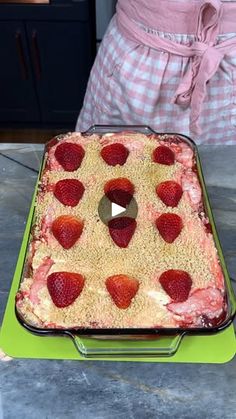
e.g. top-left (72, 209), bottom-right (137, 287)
top-left (0, 22), bottom-right (40, 123)
top-left (26, 21), bottom-right (95, 126)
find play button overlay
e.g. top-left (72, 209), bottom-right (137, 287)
top-left (112, 202), bottom-right (126, 217)
top-left (98, 189), bottom-right (138, 226)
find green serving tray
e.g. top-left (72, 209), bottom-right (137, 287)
top-left (0, 255), bottom-right (235, 362)
top-left (0, 141), bottom-right (235, 363)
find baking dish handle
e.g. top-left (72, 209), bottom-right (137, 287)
top-left (83, 125), bottom-right (156, 135)
top-left (69, 333), bottom-right (186, 358)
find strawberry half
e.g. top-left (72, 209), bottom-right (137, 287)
top-left (54, 179), bottom-right (85, 207)
top-left (155, 213), bottom-right (183, 243)
top-left (106, 274), bottom-right (139, 309)
top-left (156, 180), bottom-right (183, 207)
top-left (153, 145), bottom-right (175, 165)
top-left (159, 269), bottom-right (192, 302)
top-left (108, 217), bottom-right (136, 248)
top-left (51, 215), bottom-right (83, 249)
top-left (101, 143), bottom-right (129, 166)
top-left (47, 271), bottom-right (85, 308)
top-left (104, 178), bottom-right (134, 207)
top-left (55, 142), bottom-right (85, 171)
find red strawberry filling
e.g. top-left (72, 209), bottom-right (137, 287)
top-left (45, 137), bottom-right (59, 153)
top-left (168, 288), bottom-right (224, 326)
top-left (101, 143), bottom-right (129, 166)
top-left (199, 309), bottom-right (226, 328)
top-left (29, 257), bottom-right (54, 304)
top-left (106, 274), bottom-right (139, 309)
top-left (180, 169), bottom-right (202, 210)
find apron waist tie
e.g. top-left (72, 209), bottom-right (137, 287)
top-left (116, 0), bottom-right (236, 135)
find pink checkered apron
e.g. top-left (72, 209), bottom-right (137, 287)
top-left (76, 0), bottom-right (236, 144)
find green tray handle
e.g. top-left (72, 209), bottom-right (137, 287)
top-left (70, 333), bottom-right (186, 358)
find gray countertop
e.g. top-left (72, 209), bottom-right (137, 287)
top-left (0, 143), bottom-right (236, 419)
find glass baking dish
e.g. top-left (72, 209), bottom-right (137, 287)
top-left (15, 125), bottom-right (236, 358)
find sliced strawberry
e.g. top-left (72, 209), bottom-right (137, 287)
top-left (54, 179), bottom-right (85, 207)
top-left (101, 143), bottom-right (129, 166)
top-left (104, 178), bottom-right (134, 207)
top-left (155, 213), bottom-right (183, 243)
top-left (159, 269), bottom-right (192, 302)
top-left (108, 217), bottom-right (136, 248)
top-left (55, 142), bottom-right (85, 171)
top-left (156, 180), bottom-right (183, 207)
top-left (153, 145), bottom-right (175, 165)
top-left (51, 215), bottom-right (83, 249)
top-left (47, 271), bottom-right (85, 308)
top-left (106, 274), bottom-right (139, 309)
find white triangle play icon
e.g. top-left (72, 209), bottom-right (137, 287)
top-left (111, 202), bottom-right (126, 217)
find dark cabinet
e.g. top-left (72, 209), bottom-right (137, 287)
top-left (0, 22), bottom-right (39, 122)
top-left (26, 21), bottom-right (92, 124)
top-left (0, 1), bottom-right (96, 128)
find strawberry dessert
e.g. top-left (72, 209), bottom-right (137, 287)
top-left (16, 131), bottom-right (227, 330)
